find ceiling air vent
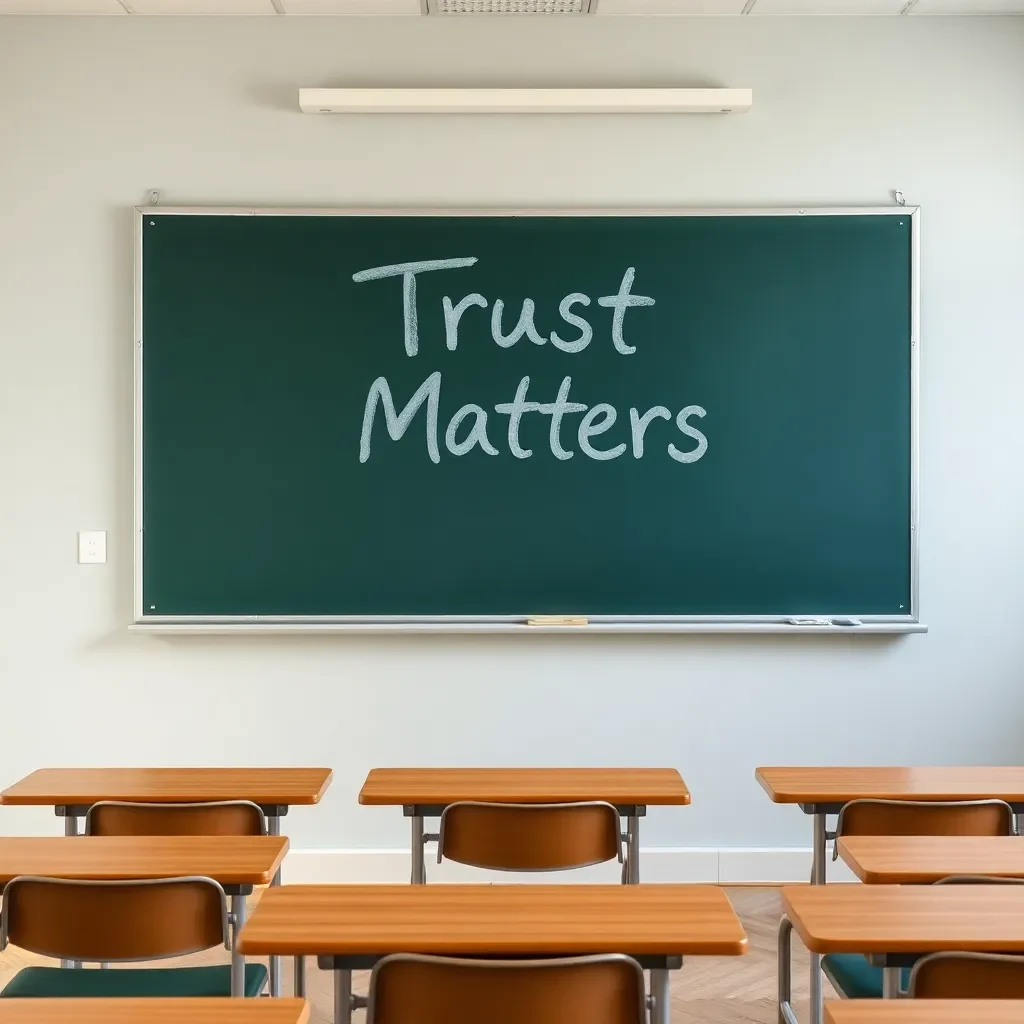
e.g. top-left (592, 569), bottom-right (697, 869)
top-left (424, 0), bottom-right (596, 13)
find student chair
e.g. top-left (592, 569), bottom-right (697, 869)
top-left (909, 951), bottom-right (1024, 998)
top-left (0, 876), bottom-right (267, 998)
top-left (434, 801), bottom-right (624, 878)
top-left (822, 798), bottom-right (1015, 1001)
top-left (85, 800), bottom-right (266, 837)
top-left (366, 953), bottom-right (647, 1024)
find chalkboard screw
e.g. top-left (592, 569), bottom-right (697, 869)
top-left (893, 190), bottom-right (906, 207)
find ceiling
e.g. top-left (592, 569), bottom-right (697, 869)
top-left (3, 0), bottom-right (1021, 14)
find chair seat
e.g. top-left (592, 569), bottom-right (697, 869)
top-left (822, 954), bottom-right (911, 999)
top-left (0, 964), bottom-right (267, 999)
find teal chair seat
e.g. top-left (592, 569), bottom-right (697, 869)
top-left (822, 954), bottom-right (910, 999)
top-left (0, 964), bottom-right (267, 999)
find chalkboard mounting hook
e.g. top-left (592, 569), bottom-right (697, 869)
top-left (147, 190), bottom-right (160, 207)
top-left (893, 190), bottom-right (906, 207)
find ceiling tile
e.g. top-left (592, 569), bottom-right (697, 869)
top-left (910, 0), bottom-right (1024, 11)
top-left (126, 0), bottom-right (275, 11)
top-left (0, 0), bottom-right (126, 10)
top-left (280, 0), bottom-right (422, 11)
top-left (597, 0), bottom-right (746, 13)
top-left (751, 0), bottom-right (905, 12)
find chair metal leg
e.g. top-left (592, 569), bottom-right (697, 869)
top-left (778, 915), bottom-right (800, 1024)
top-left (883, 966), bottom-right (901, 999)
top-left (649, 968), bottom-right (670, 1024)
top-left (626, 814), bottom-right (640, 885)
top-left (410, 814), bottom-right (426, 884)
top-left (266, 814), bottom-right (282, 996)
top-left (293, 956), bottom-right (305, 998)
top-left (334, 969), bottom-right (353, 1024)
top-left (230, 893), bottom-right (247, 997)
top-left (808, 813), bottom-right (827, 1024)
top-left (62, 812), bottom-right (80, 969)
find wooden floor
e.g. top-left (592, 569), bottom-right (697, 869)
top-left (0, 887), bottom-right (833, 1023)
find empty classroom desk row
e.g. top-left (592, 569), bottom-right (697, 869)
top-left (5, 764), bottom-right (1024, 1022)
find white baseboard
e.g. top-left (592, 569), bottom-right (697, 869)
top-left (282, 847), bottom-right (857, 885)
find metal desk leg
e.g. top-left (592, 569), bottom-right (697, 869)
top-left (293, 956), bottom-right (306, 998)
top-left (649, 968), bottom-right (670, 1024)
top-left (411, 813), bottom-right (426, 885)
top-left (230, 893), bottom-right (247, 998)
top-left (809, 812), bottom-right (827, 1024)
top-left (882, 966), bottom-right (901, 999)
top-left (626, 814), bottom-right (640, 885)
top-left (266, 813), bottom-right (283, 996)
top-left (62, 810), bottom-right (79, 969)
top-left (334, 969), bottom-right (353, 1024)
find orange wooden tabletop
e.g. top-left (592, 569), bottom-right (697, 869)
top-left (756, 766), bottom-right (1024, 804)
top-left (0, 835), bottom-right (288, 887)
top-left (826, 1002), bottom-right (1024, 1023)
top-left (837, 835), bottom-right (1024, 884)
top-left (0, 999), bottom-right (310, 1024)
top-left (783, 884), bottom-right (1024, 954)
top-left (0, 768), bottom-right (332, 807)
top-left (238, 884), bottom-right (746, 957)
top-left (358, 767), bottom-right (690, 806)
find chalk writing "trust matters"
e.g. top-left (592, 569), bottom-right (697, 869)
top-left (352, 257), bottom-right (708, 465)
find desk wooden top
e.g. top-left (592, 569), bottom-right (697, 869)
top-left (838, 835), bottom-right (1024, 884)
top-left (0, 835), bottom-right (288, 886)
top-left (358, 768), bottom-right (690, 806)
top-left (238, 884), bottom-right (746, 957)
top-left (783, 884), bottom-right (1024, 954)
top-left (826, 1002), bottom-right (1024, 1024)
top-left (756, 766), bottom-right (1024, 805)
top-left (0, 768), bottom-right (332, 807)
top-left (0, 999), bottom-right (310, 1024)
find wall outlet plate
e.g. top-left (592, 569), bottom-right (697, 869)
top-left (78, 530), bottom-right (107, 564)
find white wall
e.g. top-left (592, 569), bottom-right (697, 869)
top-left (1, 14), bottom-right (1023, 873)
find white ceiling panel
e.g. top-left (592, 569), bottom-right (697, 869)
top-left (597, 0), bottom-right (746, 14)
top-left (280, 0), bottom-right (421, 11)
top-left (0, 0), bottom-right (125, 10)
top-left (750, 0), bottom-right (905, 12)
top-left (910, 0), bottom-right (1024, 11)
top-left (125, 0), bottom-right (275, 11)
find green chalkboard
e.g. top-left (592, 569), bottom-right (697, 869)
top-left (138, 209), bottom-right (916, 623)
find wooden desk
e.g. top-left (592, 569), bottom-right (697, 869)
top-left (359, 767), bottom-right (690, 884)
top-left (0, 767), bottom-right (333, 819)
top-left (826, 1004), bottom-right (1024, 1024)
top-left (0, 999), bottom-right (310, 1024)
top-left (0, 835), bottom-right (288, 888)
top-left (238, 882), bottom-right (745, 1024)
top-left (756, 767), bottom-right (1024, 810)
top-left (779, 885), bottom-right (1024, 1024)
top-left (0, 835), bottom-right (287, 997)
top-left (838, 835), bottom-right (1024, 884)
top-left (784, 883), bottom-right (1024, 954)
top-left (756, 765), bottom-right (1024, 1024)
top-left (0, 766), bottom-right (329, 999)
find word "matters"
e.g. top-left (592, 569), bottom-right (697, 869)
top-left (352, 257), bottom-right (708, 465)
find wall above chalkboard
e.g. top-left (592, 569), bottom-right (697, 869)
top-left (134, 206), bottom-right (922, 634)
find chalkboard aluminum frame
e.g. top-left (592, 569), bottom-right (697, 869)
top-left (132, 205), bottom-right (923, 635)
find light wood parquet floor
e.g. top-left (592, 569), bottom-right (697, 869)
top-left (0, 887), bottom-right (835, 1023)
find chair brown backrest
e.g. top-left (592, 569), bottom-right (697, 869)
top-left (85, 800), bottom-right (265, 837)
top-left (437, 801), bottom-right (622, 871)
top-left (367, 954), bottom-right (646, 1024)
top-left (910, 952), bottom-right (1024, 998)
top-left (832, 799), bottom-right (1014, 859)
top-left (0, 876), bottom-right (228, 963)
